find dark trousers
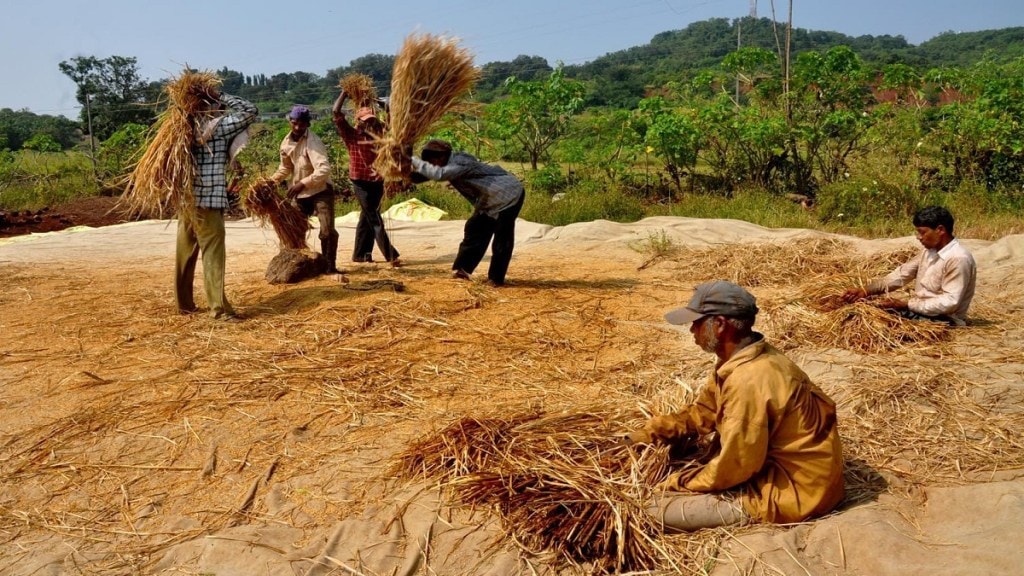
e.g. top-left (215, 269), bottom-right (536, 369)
top-left (296, 188), bottom-right (339, 271)
top-left (453, 191), bottom-right (525, 285)
top-left (352, 179), bottom-right (399, 262)
top-left (295, 188), bottom-right (336, 241)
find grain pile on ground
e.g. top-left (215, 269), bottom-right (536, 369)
top-left (242, 177), bottom-right (310, 250)
top-left (373, 33), bottom-right (479, 182)
top-left (1, 217), bottom-right (1023, 575)
top-left (121, 69), bottom-right (220, 220)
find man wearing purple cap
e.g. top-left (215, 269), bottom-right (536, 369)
top-left (271, 105), bottom-right (338, 273)
top-left (625, 280), bottom-right (845, 531)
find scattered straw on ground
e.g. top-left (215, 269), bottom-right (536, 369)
top-left (1, 234), bottom-right (1021, 574)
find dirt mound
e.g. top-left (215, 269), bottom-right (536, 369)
top-left (0, 195), bottom-right (248, 238)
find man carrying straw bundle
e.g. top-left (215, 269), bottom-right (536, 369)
top-left (625, 281), bottom-right (845, 531)
top-left (177, 90), bottom-right (258, 321)
top-left (270, 106), bottom-right (339, 274)
top-left (842, 206), bottom-right (977, 326)
top-left (411, 140), bottom-right (525, 286)
top-left (332, 89), bottom-right (400, 265)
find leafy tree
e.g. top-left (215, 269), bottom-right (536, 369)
top-left (22, 133), bottom-right (61, 153)
top-left (478, 55), bottom-right (552, 99)
top-left (924, 57), bottom-right (1024, 188)
top-left (787, 46), bottom-right (877, 192)
top-left (485, 67), bottom-right (585, 169)
top-left (325, 54), bottom-right (395, 97)
top-left (98, 123), bottom-right (148, 181)
top-left (635, 97), bottom-right (702, 195)
top-left (0, 108), bottom-right (80, 150)
top-left (58, 55), bottom-right (154, 140)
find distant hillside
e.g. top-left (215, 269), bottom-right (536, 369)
top-left (531, 17), bottom-right (1024, 107)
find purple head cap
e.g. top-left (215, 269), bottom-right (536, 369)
top-left (288, 105), bottom-right (311, 123)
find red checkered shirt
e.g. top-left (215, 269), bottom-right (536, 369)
top-left (334, 113), bottom-right (382, 182)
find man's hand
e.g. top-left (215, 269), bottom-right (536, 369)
top-left (841, 287), bottom-right (868, 303)
top-left (286, 181), bottom-right (306, 199)
top-left (875, 297), bottom-right (908, 311)
top-left (332, 90), bottom-right (347, 117)
top-left (621, 429), bottom-right (653, 446)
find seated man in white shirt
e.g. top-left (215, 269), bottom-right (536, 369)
top-left (842, 206), bottom-right (976, 326)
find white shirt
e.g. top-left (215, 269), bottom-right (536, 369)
top-left (870, 239), bottom-right (977, 325)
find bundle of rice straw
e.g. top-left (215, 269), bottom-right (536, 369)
top-left (339, 73), bottom-right (377, 108)
top-left (122, 69), bottom-right (221, 220)
top-left (394, 411), bottom-right (678, 574)
top-left (763, 277), bottom-right (950, 353)
top-left (242, 177), bottom-right (310, 250)
top-left (373, 33), bottom-right (480, 182)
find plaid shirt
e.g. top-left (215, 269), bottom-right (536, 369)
top-left (192, 94), bottom-right (258, 209)
top-left (412, 153), bottom-right (525, 218)
top-left (334, 112), bottom-right (382, 182)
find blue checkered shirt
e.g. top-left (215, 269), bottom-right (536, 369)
top-left (192, 94), bottom-right (258, 209)
top-left (412, 153), bottom-right (524, 218)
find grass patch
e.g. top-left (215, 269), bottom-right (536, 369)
top-left (0, 150), bottom-right (98, 211)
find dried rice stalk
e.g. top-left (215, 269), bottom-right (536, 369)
top-left (763, 276), bottom-right (950, 353)
top-left (242, 177), bottom-right (309, 250)
top-left (394, 411), bottom-right (677, 574)
top-left (339, 73), bottom-right (377, 108)
top-left (374, 33), bottom-right (480, 182)
top-left (122, 69), bottom-right (221, 221)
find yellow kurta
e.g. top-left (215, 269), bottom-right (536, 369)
top-left (636, 338), bottom-right (844, 523)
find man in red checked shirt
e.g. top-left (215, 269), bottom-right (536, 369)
top-left (332, 90), bottom-right (400, 266)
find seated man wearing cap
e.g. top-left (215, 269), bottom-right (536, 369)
top-left (411, 140), bottom-right (525, 286)
top-left (625, 280), bottom-right (845, 531)
top-left (271, 105), bottom-right (338, 273)
top-left (332, 90), bottom-right (400, 265)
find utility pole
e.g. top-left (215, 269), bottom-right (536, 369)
top-left (750, 0), bottom-right (757, 18)
top-left (84, 91), bottom-right (99, 182)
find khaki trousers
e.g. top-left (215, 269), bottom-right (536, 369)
top-left (648, 491), bottom-right (749, 532)
top-left (175, 208), bottom-right (233, 318)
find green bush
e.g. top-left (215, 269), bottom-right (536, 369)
top-left (816, 175), bottom-right (938, 227)
top-left (525, 163), bottom-right (569, 195)
top-left (0, 151), bottom-right (96, 210)
top-left (522, 179), bottom-right (644, 226)
top-left (22, 134), bottom-right (62, 153)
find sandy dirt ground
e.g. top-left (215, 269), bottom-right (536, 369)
top-left (1, 215), bottom-right (1023, 575)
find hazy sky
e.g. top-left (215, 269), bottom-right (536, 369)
top-left (3, 0), bottom-right (1021, 118)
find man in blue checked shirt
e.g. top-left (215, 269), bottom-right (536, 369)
top-left (176, 89), bottom-right (258, 321)
top-left (411, 140), bottom-right (526, 286)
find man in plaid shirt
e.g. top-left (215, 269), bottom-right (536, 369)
top-left (412, 140), bottom-right (525, 286)
top-left (176, 90), bottom-right (257, 320)
top-left (332, 90), bottom-right (400, 265)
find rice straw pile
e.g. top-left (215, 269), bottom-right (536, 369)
top-left (242, 177), bottom-right (310, 249)
top-left (394, 411), bottom-right (677, 573)
top-left (670, 238), bottom-right (853, 287)
top-left (339, 73), bottom-right (377, 108)
top-left (374, 33), bottom-right (480, 182)
top-left (762, 277), bottom-right (950, 353)
top-left (122, 69), bottom-right (221, 220)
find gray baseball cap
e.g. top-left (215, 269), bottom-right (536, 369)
top-left (664, 280), bottom-right (759, 325)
